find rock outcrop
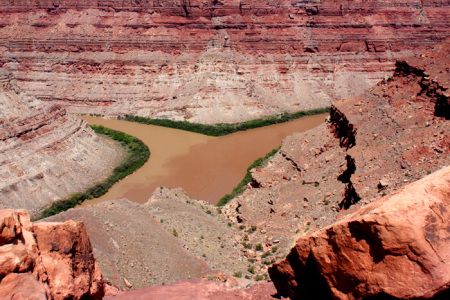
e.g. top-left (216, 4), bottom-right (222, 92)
top-left (0, 209), bottom-right (109, 300)
top-left (0, 69), bottom-right (124, 216)
top-left (222, 38), bottom-right (449, 258)
top-left (1, 1), bottom-right (449, 123)
top-left (105, 278), bottom-right (277, 300)
top-left (268, 166), bottom-right (450, 300)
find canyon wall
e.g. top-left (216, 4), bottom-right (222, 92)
top-left (0, 1), bottom-right (449, 123)
top-left (222, 37), bottom-right (449, 262)
top-left (0, 69), bottom-right (124, 216)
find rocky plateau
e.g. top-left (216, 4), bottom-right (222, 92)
top-left (0, 1), bottom-right (449, 123)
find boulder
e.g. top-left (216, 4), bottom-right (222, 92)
top-left (0, 209), bottom-right (107, 300)
top-left (0, 273), bottom-right (47, 300)
top-left (269, 166), bottom-right (450, 300)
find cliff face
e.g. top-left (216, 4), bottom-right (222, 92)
top-left (268, 166), bottom-right (450, 300)
top-left (0, 209), bottom-right (110, 300)
top-left (0, 69), bottom-right (124, 215)
top-left (0, 1), bottom-right (449, 123)
top-left (222, 38), bottom-right (449, 262)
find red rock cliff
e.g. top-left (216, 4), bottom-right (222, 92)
top-left (0, 0), bottom-right (449, 123)
top-left (268, 166), bottom-right (450, 300)
top-left (0, 209), bottom-right (109, 300)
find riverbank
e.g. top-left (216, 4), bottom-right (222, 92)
top-left (121, 107), bottom-right (330, 136)
top-left (79, 113), bottom-right (327, 207)
top-left (37, 126), bottom-right (150, 219)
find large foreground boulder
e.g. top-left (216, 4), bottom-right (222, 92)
top-left (269, 166), bottom-right (450, 300)
top-left (0, 209), bottom-right (110, 300)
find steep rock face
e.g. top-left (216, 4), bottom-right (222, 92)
top-left (0, 1), bottom-right (449, 123)
top-left (268, 166), bottom-right (450, 300)
top-left (0, 69), bottom-right (124, 216)
top-left (0, 209), bottom-right (108, 300)
top-left (222, 39), bottom-right (449, 261)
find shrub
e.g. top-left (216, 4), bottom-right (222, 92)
top-left (254, 275), bottom-right (264, 281)
top-left (233, 271), bottom-right (242, 278)
top-left (37, 125), bottom-right (150, 219)
top-left (123, 107), bottom-right (330, 137)
top-left (261, 251), bottom-right (271, 259)
top-left (242, 242), bottom-right (253, 249)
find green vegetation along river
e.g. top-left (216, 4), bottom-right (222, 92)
top-left (80, 114), bottom-right (327, 206)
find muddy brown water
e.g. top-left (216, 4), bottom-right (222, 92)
top-left (79, 114), bottom-right (326, 206)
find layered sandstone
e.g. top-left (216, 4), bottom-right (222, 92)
top-left (268, 166), bottom-right (450, 300)
top-left (222, 38), bottom-right (449, 260)
top-left (0, 209), bottom-right (110, 299)
top-left (0, 69), bottom-right (124, 216)
top-left (0, 1), bottom-right (449, 123)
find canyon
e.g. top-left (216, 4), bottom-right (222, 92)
top-left (0, 1), bottom-right (449, 123)
top-left (0, 1), bottom-right (449, 299)
top-left (37, 39), bottom-right (450, 297)
top-left (78, 113), bottom-right (325, 205)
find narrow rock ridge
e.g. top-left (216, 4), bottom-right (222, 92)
top-left (1, 1), bottom-right (449, 122)
top-left (0, 69), bottom-right (124, 216)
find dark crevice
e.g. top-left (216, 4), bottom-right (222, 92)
top-left (434, 94), bottom-right (449, 119)
top-left (250, 179), bottom-right (261, 188)
top-left (329, 106), bottom-right (356, 150)
top-left (270, 251), bottom-right (333, 300)
top-left (282, 152), bottom-right (302, 174)
top-left (338, 155), bottom-right (361, 210)
top-left (339, 182), bottom-right (361, 210)
top-left (338, 155), bottom-right (356, 183)
top-left (397, 60), bottom-right (449, 120)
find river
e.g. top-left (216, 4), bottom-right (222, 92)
top-left (79, 114), bottom-right (326, 206)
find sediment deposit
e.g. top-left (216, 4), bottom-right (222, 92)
top-left (1, 1), bottom-right (449, 123)
top-left (0, 69), bottom-right (124, 215)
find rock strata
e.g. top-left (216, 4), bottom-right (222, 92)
top-left (0, 69), bottom-right (124, 215)
top-left (222, 39), bottom-right (449, 259)
top-left (0, 209), bottom-right (110, 300)
top-left (1, 1), bottom-right (449, 123)
top-left (268, 166), bottom-right (450, 300)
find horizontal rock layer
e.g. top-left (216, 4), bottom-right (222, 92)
top-left (0, 69), bottom-right (123, 215)
top-left (0, 1), bottom-right (449, 123)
